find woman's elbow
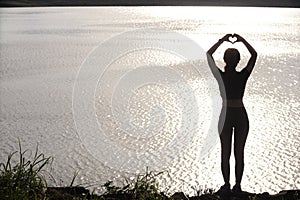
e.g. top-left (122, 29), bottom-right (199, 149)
top-left (252, 51), bottom-right (257, 59)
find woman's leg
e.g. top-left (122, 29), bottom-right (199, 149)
top-left (233, 107), bottom-right (249, 186)
top-left (219, 107), bottom-right (233, 185)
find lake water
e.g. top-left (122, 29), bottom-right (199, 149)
top-left (0, 7), bottom-right (299, 195)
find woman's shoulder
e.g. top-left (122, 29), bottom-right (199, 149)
top-left (238, 68), bottom-right (251, 76)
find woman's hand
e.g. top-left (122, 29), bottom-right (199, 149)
top-left (233, 33), bottom-right (245, 43)
top-left (220, 34), bottom-right (232, 43)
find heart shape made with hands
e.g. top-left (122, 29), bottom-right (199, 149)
top-left (228, 36), bottom-right (237, 44)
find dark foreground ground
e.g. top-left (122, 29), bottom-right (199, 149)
top-left (47, 187), bottom-right (299, 200)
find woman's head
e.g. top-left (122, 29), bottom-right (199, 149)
top-left (223, 48), bottom-right (240, 67)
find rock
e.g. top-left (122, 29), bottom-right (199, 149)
top-left (46, 187), bottom-right (90, 200)
top-left (189, 194), bottom-right (220, 200)
top-left (102, 193), bottom-right (133, 200)
top-left (171, 192), bottom-right (189, 200)
top-left (274, 190), bottom-right (299, 200)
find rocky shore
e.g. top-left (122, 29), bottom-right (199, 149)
top-left (46, 187), bottom-right (299, 200)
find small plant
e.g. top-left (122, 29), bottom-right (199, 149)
top-left (191, 185), bottom-right (215, 197)
top-left (102, 168), bottom-right (169, 200)
top-left (0, 140), bottom-right (52, 200)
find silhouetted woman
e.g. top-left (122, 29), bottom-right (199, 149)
top-left (207, 34), bottom-right (257, 194)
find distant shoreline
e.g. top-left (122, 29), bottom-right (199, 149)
top-left (1, 0), bottom-right (300, 8)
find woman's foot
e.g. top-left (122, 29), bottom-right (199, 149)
top-left (232, 184), bottom-right (242, 194)
top-left (216, 184), bottom-right (231, 196)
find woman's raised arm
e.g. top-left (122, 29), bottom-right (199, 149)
top-left (207, 34), bottom-right (231, 76)
top-left (233, 33), bottom-right (257, 74)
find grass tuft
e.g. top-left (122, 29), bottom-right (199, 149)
top-left (0, 140), bottom-right (52, 200)
top-left (101, 167), bottom-right (169, 200)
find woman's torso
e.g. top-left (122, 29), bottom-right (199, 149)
top-left (218, 69), bottom-right (250, 107)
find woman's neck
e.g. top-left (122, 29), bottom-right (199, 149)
top-left (224, 65), bottom-right (237, 72)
